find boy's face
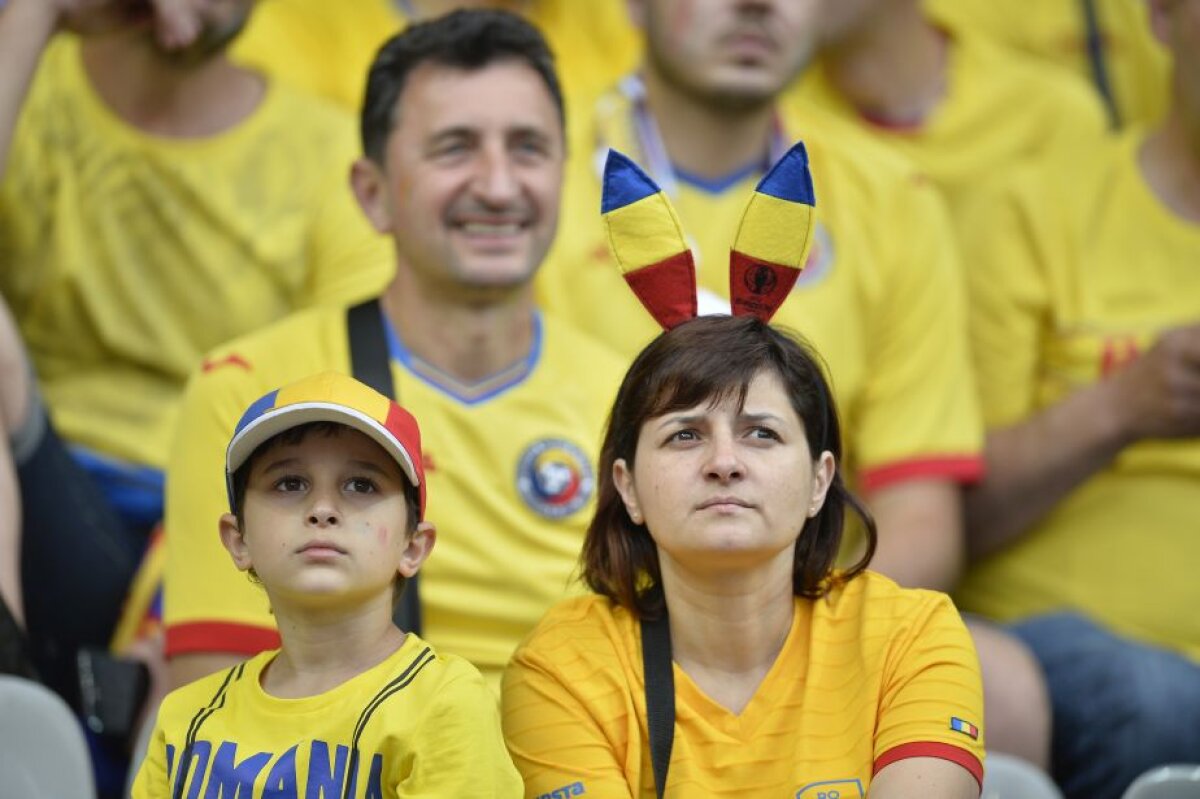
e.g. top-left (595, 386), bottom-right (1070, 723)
top-left (220, 426), bottom-right (433, 612)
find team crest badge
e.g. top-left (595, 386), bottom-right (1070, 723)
top-left (516, 439), bottom-right (594, 519)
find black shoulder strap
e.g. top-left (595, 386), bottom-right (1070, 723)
top-left (640, 611), bottom-right (675, 799)
top-left (346, 298), bottom-right (422, 636)
top-left (1080, 0), bottom-right (1120, 129)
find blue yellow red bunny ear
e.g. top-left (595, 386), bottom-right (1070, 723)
top-left (600, 149), bottom-right (697, 330)
top-left (728, 141), bottom-right (816, 323)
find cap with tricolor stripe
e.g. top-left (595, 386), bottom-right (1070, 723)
top-left (225, 371), bottom-right (425, 519)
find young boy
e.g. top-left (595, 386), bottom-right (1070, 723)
top-left (132, 371), bottom-right (522, 797)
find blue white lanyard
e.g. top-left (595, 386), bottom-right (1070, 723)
top-left (618, 74), bottom-right (789, 198)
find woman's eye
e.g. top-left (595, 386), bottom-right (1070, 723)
top-left (668, 429), bottom-right (698, 443)
top-left (750, 426), bottom-right (781, 441)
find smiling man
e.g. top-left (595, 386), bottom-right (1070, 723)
top-left (163, 10), bottom-right (625, 693)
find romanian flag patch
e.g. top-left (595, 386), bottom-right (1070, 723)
top-left (950, 717), bottom-right (979, 740)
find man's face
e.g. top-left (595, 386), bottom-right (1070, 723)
top-left (635, 0), bottom-right (821, 109)
top-left (156, 0), bottom-right (255, 64)
top-left (362, 60), bottom-right (564, 297)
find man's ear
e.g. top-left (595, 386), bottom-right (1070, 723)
top-left (350, 157), bottom-right (393, 234)
top-left (398, 521), bottom-right (436, 578)
top-left (219, 513), bottom-right (253, 572)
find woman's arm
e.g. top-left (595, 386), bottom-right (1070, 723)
top-left (869, 756), bottom-right (980, 799)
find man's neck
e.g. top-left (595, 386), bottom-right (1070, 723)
top-left (1141, 112), bottom-right (1200, 224)
top-left (381, 272), bottom-right (537, 386)
top-left (80, 33), bottom-right (264, 137)
top-left (820, 8), bottom-right (948, 127)
top-left (264, 596), bottom-right (407, 699)
top-left (658, 552), bottom-right (796, 715)
top-left (639, 68), bottom-right (777, 182)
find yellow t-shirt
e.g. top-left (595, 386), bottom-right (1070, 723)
top-left (923, 0), bottom-right (1169, 129)
top-left (957, 129), bottom-right (1200, 660)
top-left (0, 36), bottom-right (392, 472)
top-left (231, 0), bottom-right (642, 110)
top-left (503, 572), bottom-right (985, 798)
top-left (163, 303), bottom-right (624, 690)
top-left (132, 634), bottom-right (522, 798)
top-left (539, 84), bottom-right (983, 490)
top-left (793, 28), bottom-right (1109, 233)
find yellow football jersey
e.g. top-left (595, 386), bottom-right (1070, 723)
top-left (133, 635), bottom-right (522, 797)
top-left (957, 130), bottom-right (1200, 660)
top-left (503, 572), bottom-right (985, 798)
top-left (231, 0), bottom-right (642, 110)
top-left (923, 0), bottom-right (1169, 129)
top-left (163, 303), bottom-right (624, 690)
top-left (0, 36), bottom-right (392, 473)
top-left (793, 27), bottom-right (1108, 233)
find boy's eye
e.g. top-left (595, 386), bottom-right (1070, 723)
top-left (345, 477), bottom-right (377, 494)
top-left (275, 476), bottom-right (307, 492)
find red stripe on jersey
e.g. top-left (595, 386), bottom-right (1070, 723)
top-left (165, 621), bottom-right (280, 657)
top-left (859, 455), bottom-right (985, 493)
top-left (874, 741), bottom-right (984, 788)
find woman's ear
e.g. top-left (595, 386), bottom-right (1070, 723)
top-left (613, 458), bottom-right (644, 524)
top-left (398, 521), bottom-right (436, 579)
top-left (219, 513), bottom-right (253, 572)
top-left (806, 451), bottom-right (837, 518)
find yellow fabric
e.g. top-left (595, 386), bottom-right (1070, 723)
top-left (957, 130), bottom-right (1200, 660)
top-left (923, 0), bottom-right (1169, 129)
top-left (540, 86), bottom-right (982, 488)
top-left (792, 27), bottom-right (1109, 236)
top-left (0, 37), bottom-right (392, 471)
top-left (164, 305), bottom-right (624, 691)
top-left (231, 0), bottom-right (642, 110)
top-left (132, 635), bottom-right (522, 797)
top-left (732, 190), bottom-right (815, 268)
top-left (502, 572), bottom-right (985, 798)
top-left (604, 191), bottom-right (689, 273)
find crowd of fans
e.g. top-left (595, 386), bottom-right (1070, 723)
top-left (0, 1), bottom-right (1196, 798)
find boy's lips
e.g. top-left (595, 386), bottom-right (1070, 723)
top-left (298, 540), bottom-right (347, 555)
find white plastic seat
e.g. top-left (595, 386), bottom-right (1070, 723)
top-left (0, 675), bottom-right (96, 799)
top-left (1121, 764), bottom-right (1200, 799)
top-left (981, 751), bottom-right (1064, 799)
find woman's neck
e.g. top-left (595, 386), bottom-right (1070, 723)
top-left (659, 554), bottom-right (796, 715)
top-left (263, 595), bottom-right (407, 698)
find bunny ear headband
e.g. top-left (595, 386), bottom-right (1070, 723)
top-left (600, 141), bottom-right (816, 329)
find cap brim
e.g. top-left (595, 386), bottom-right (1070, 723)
top-left (226, 402), bottom-right (421, 492)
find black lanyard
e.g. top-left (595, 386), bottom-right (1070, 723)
top-left (1080, 0), bottom-right (1120, 129)
top-left (346, 298), bottom-right (421, 636)
top-left (640, 610), bottom-right (675, 799)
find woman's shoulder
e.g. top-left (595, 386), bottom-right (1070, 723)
top-left (508, 594), bottom-right (641, 682)
top-left (818, 571), bottom-right (965, 635)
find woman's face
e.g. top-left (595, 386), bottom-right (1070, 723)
top-left (613, 369), bottom-right (835, 574)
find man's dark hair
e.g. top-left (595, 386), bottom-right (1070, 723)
top-left (360, 9), bottom-right (565, 164)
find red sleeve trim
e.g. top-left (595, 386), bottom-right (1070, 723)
top-left (874, 741), bottom-right (984, 789)
top-left (165, 621), bottom-right (280, 658)
top-left (859, 455), bottom-right (985, 493)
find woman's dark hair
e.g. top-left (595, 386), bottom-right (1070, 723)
top-left (581, 315), bottom-right (877, 618)
top-left (360, 9), bottom-right (565, 164)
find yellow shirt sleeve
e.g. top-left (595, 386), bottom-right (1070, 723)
top-left (129, 718), bottom-right (170, 799)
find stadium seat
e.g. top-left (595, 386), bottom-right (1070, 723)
top-left (0, 675), bottom-right (96, 799)
top-left (981, 751), bottom-right (1064, 799)
top-left (1121, 764), bottom-right (1200, 799)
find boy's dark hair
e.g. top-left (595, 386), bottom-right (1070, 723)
top-left (230, 421), bottom-right (421, 609)
top-left (360, 9), bottom-right (565, 164)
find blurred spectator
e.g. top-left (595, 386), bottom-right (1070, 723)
top-left (793, 0), bottom-right (1109, 234)
top-left (164, 10), bottom-right (624, 695)
top-left (230, 0), bottom-right (642, 109)
top-left (925, 0), bottom-right (1169, 129)
top-left (537, 0), bottom-right (1053, 770)
top-left (0, 0), bottom-right (390, 715)
top-left (957, 1), bottom-right (1200, 796)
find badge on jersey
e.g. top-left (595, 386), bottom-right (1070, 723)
top-left (516, 438), bottom-right (595, 519)
top-left (794, 778), bottom-right (865, 798)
